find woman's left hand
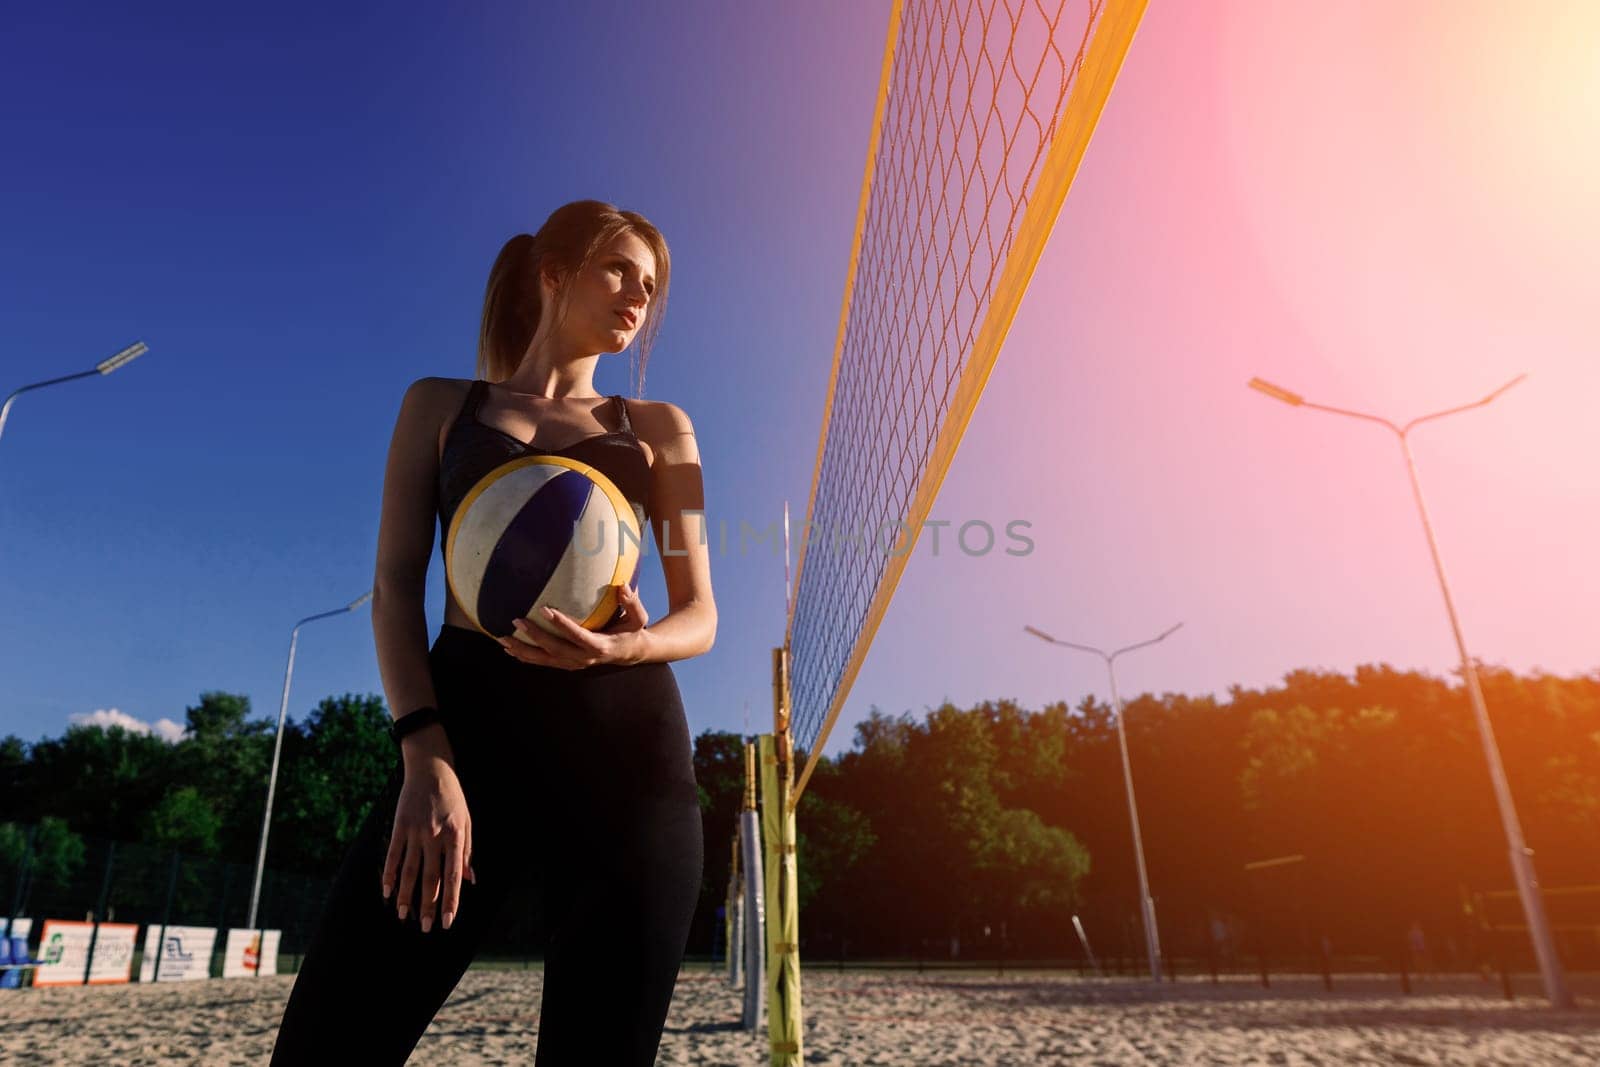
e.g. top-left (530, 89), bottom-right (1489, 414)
top-left (497, 584), bottom-right (649, 669)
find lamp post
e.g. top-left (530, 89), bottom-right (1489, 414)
top-left (1248, 372), bottom-right (1573, 1009)
top-left (246, 590), bottom-right (374, 931)
top-left (1, 342), bottom-right (149, 445)
top-left (1025, 620), bottom-right (1183, 981)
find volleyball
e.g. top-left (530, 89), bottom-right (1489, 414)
top-left (445, 454), bottom-right (642, 640)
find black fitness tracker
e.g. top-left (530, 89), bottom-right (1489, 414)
top-left (390, 706), bottom-right (445, 745)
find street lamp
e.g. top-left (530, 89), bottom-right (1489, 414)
top-left (1248, 372), bottom-right (1574, 1009)
top-left (0, 342), bottom-right (149, 444)
top-left (247, 589), bottom-right (375, 931)
top-left (1024, 620), bottom-right (1183, 981)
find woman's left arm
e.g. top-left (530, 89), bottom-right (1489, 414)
top-left (499, 400), bottom-right (716, 668)
top-left (625, 399), bottom-right (717, 663)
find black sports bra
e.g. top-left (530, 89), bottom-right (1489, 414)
top-left (436, 380), bottom-right (652, 559)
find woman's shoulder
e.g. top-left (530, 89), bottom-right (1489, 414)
top-left (389, 378), bottom-right (478, 458)
top-left (625, 397), bottom-right (695, 431)
top-left (406, 375), bottom-right (476, 403)
top-left (626, 397), bottom-right (699, 465)
top-left (395, 376), bottom-right (476, 421)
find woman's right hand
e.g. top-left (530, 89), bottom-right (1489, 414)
top-left (382, 729), bottom-right (474, 932)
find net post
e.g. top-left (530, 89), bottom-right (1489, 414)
top-left (763, 646), bottom-right (803, 1064)
top-left (745, 735), bottom-right (760, 812)
top-left (726, 830), bottom-right (742, 987)
top-left (741, 738), bottom-right (767, 1030)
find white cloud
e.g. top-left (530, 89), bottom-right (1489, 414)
top-left (69, 708), bottom-right (187, 744)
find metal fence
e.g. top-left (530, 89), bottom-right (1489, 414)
top-left (2, 821), bottom-right (330, 977)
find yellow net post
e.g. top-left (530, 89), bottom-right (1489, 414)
top-left (762, 645), bottom-right (802, 1064)
top-left (745, 735), bottom-right (760, 813)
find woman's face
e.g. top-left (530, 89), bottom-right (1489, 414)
top-left (551, 230), bottom-right (657, 355)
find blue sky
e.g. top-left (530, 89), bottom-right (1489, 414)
top-left (4, 2), bottom-right (1597, 758)
top-left (1, 1), bottom-right (886, 749)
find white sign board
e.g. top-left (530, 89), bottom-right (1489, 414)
top-left (221, 928), bottom-right (281, 977)
top-left (138, 925), bottom-right (217, 982)
top-left (32, 920), bottom-right (94, 986)
top-left (87, 923), bottom-right (138, 984)
top-left (2, 916), bottom-right (33, 941)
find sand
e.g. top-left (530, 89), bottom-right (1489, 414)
top-left (4, 968), bottom-right (1597, 1064)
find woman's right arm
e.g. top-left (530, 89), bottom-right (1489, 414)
top-left (371, 377), bottom-right (472, 933)
top-left (371, 377), bottom-right (447, 736)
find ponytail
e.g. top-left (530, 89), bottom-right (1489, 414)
top-left (476, 234), bottom-right (540, 383)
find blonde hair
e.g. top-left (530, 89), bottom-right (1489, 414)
top-left (476, 200), bottom-right (671, 395)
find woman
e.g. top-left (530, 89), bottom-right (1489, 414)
top-left (273, 200), bottom-right (715, 1065)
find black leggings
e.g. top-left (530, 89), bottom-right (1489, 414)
top-left (272, 624), bottom-right (704, 1066)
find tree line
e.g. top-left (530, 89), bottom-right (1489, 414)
top-left (4, 663), bottom-right (1597, 967)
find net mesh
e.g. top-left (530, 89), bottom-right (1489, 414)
top-left (786, 0), bottom-right (1144, 791)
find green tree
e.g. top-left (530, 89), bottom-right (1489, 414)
top-left (0, 735), bottom-right (27, 817)
top-left (174, 692), bottom-right (274, 860)
top-left (22, 724), bottom-right (175, 839)
top-left (792, 759), bottom-right (875, 912)
top-left (819, 702), bottom-right (1091, 955)
top-left (0, 816), bottom-right (86, 896)
top-left (273, 693), bottom-right (395, 875)
top-left (975, 806), bottom-right (1089, 914)
top-left (142, 785), bottom-right (223, 855)
top-left (691, 730), bottom-right (747, 929)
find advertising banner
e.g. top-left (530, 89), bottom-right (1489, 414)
top-left (138, 925), bottom-right (217, 982)
top-left (2, 916), bottom-right (33, 941)
top-left (86, 922), bottom-right (138, 984)
top-left (32, 920), bottom-right (94, 987)
top-left (221, 928), bottom-right (281, 978)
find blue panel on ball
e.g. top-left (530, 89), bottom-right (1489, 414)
top-left (477, 470), bottom-right (595, 636)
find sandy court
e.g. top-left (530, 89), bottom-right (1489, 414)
top-left (3, 968), bottom-right (1598, 1065)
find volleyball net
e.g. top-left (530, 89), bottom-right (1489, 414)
top-left (784, 0), bottom-right (1149, 803)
